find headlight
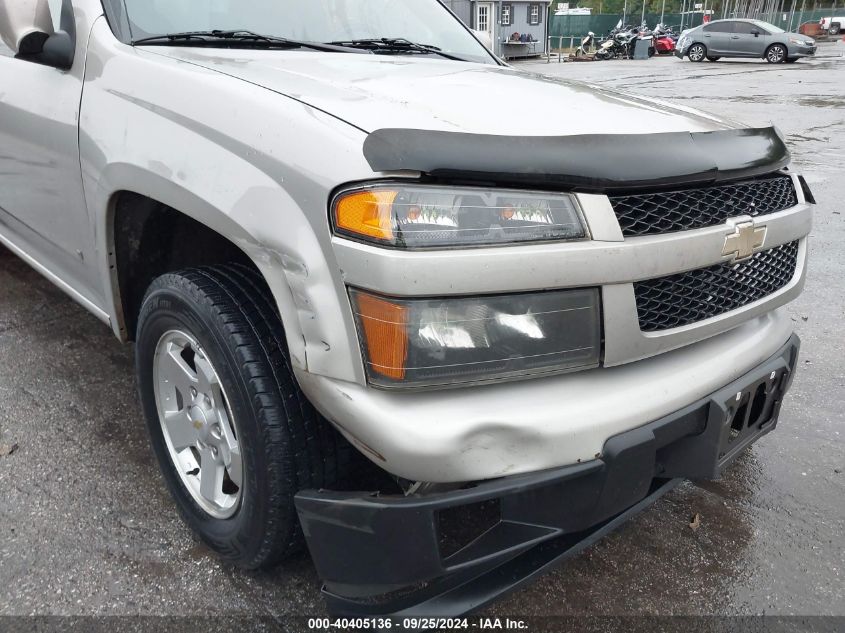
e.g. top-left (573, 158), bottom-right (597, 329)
top-left (332, 184), bottom-right (587, 248)
top-left (350, 288), bottom-right (601, 388)
top-left (789, 37), bottom-right (813, 45)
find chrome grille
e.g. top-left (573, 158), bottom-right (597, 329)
top-left (634, 241), bottom-right (800, 332)
top-left (610, 175), bottom-right (797, 238)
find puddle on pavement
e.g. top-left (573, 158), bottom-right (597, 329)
top-left (799, 95), bottom-right (845, 109)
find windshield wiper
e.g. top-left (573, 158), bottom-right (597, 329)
top-left (132, 30), bottom-right (347, 53)
top-left (327, 38), bottom-right (469, 61)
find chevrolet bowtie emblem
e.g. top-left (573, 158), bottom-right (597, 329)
top-left (722, 220), bottom-right (767, 262)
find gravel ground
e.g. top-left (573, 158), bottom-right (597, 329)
top-left (0, 41), bottom-right (843, 624)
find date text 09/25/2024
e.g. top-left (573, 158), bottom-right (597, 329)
top-left (307, 617), bottom-right (529, 629)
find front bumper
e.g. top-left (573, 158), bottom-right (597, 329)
top-left (296, 334), bottom-right (800, 616)
top-left (295, 310), bottom-right (797, 483)
top-left (790, 45), bottom-right (817, 57)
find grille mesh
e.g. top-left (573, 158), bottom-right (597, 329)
top-left (610, 176), bottom-right (797, 237)
top-left (634, 241), bottom-right (800, 332)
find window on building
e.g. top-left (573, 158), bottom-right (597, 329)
top-left (501, 3), bottom-right (512, 26)
top-left (528, 4), bottom-right (542, 26)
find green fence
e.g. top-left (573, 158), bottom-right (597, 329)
top-left (549, 13), bottom-right (703, 39)
top-left (755, 8), bottom-right (842, 30)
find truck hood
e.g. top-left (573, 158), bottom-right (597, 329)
top-left (149, 49), bottom-right (734, 135)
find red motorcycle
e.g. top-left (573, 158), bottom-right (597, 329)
top-left (653, 24), bottom-right (677, 55)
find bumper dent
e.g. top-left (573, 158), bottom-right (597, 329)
top-left (296, 334), bottom-right (800, 616)
top-left (296, 311), bottom-right (795, 482)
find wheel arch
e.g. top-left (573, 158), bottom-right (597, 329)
top-left (97, 167), bottom-right (308, 374)
top-left (107, 190), bottom-right (250, 337)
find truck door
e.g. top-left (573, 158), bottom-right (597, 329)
top-left (0, 1), bottom-right (102, 308)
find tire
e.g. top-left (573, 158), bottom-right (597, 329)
top-left (136, 264), bottom-right (352, 569)
top-left (766, 43), bottom-right (787, 63)
top-left (595, 49), bottom-right (612, 60)
top-left (830, 24), bottom-right (841, 36)
top-left (688, 43), bottom-right (706, 62)
top-left (706, 56), bottom-right (721, 62)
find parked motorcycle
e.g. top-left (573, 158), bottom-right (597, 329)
top-left (653, 23), bottom-right (676, 55)
top-left (618, 26), bottom-right (641, 58)
top-left (595, 24), bottom-right (655, 60)
top-left (594, 39), bottom-right (614, 60)
top-left (654, 23), bottom-right (679, 41)
top-left (595, 26), bottom-right (635, 59)
top-left (575, 31), bottom-right (596, 57)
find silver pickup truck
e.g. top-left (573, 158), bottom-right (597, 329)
top-left (0, 0), bottom-right (813, 616)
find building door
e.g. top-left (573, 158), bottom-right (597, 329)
top-left (475, 2), bottom-right (494, 41)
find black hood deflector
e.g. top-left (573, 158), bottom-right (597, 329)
top-left (362, 126), bottom-right (789, 192)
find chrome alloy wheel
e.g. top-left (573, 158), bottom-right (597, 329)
top-left (688, 44), bottom-right (705, 61)
top-left (767, 45), bottom-right (786, 63)
top-left (153, 330), bottom-right (243, 519)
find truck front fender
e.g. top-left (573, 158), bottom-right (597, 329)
top-left (79, 18), bottom-right (375, 382)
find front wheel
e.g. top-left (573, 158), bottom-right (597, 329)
top-left (136, 265), bottom-right (351, 569)
top-left (830, 25), bottom-right (841, 35)
top-left (766, 43), bottom-right (787, 63)
top-left (595, 49), bottom-right (612, 60)
top-left (688, 43), bottom-right (707, 62)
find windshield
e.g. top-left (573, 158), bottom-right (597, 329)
top-left (121, 0), bottom-right (495, 64)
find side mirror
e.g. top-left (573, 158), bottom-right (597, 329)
top-left (0, 0), bottom-right (75, 69)
top-left (751, 29), bottom-right (760, 36)
top-left (0, 0), bottom-right (53, 51)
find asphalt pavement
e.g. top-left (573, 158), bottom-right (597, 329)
top-left (0, 44), bottom-right (843, 623)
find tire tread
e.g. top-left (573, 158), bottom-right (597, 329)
top-left (137, 264), bottom-right (351, 569)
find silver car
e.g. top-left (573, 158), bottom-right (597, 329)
top-left (676, 19), bottom-right (817, 63)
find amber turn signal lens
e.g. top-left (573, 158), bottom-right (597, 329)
top-left (352, 292), bottom-right (409, 381)
top-left (333, 184), bottom-right (585, 248)
top-left (334, 189), bottom-right (398, 242)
